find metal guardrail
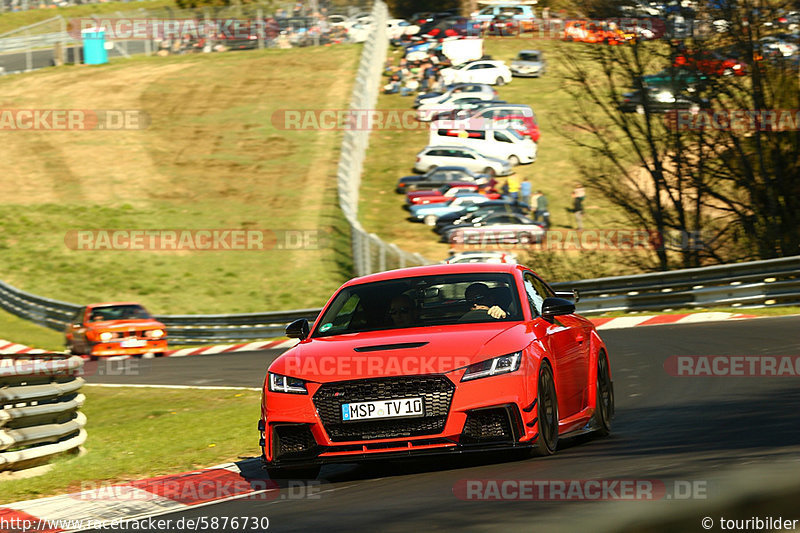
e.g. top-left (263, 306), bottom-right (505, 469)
top-left (1, 256), bottom-right (799, 344)
top-left (0, 355), bottom-right (86, 472)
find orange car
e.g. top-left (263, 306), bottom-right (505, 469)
top-left (65, 302), bottom-right (167, 358)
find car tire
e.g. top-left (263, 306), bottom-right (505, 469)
top-left (508, 155), bottom-right (520, 166)
top-left (591, 350), bottom-right (614, 437)
top-left (483, 167), bottom-right (496, 177)
top-left (531, 361), bottom-right (559, 456)
top-left (496, 76), bottom-right (505, 86)
top-left (423, 214), bottom-right (437, 226)
top-left (266, 465), bottom-right (321, 480)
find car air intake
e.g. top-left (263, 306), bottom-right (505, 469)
top-left (272, 424), bottom-right (319, 460)
top-left (460, 406), bottom-right (521, 444)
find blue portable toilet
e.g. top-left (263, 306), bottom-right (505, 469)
top-left (82, 28), bottom-right (108, 65)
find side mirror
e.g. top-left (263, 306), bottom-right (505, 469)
top-left (541, 297), bottom-right (575, 320)
top-left (285, 319), bottom-right (310, 340)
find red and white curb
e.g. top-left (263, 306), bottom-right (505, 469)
top-left (589, 311), bottom-right (758, 330)
top-left (0, 462), bottom-right (274, 533)
top-left (0, 341), bottom-right (47, 355)
top-left (0, 339), bottom-right (299, 360)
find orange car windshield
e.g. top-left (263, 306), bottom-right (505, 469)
top-left (89, 305), bottom-right (151, 322)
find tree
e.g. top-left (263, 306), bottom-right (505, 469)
top-left (556, 0), bottom-right (799, 271)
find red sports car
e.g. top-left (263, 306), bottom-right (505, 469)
top-left (65, 302), bottom-right (168, 358)
top-left (259, 263), bottom-right (614, 479)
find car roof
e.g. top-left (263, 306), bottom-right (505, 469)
top-left (423, 145), bottom-right (480, 152)
top-left (86, 302), bottom-right (146, 309)
top-left (518, 49), bottom-right (542, 54)
top-left (345, 262), bottom-right (523, 285)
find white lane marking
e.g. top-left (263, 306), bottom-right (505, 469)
top-left (84, 383), bottom-right (260, 391)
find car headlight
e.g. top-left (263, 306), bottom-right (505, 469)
top-left (268, 372), bottom-right (308, 394)
top-left (461, 352), bottom-right (521, 381)
top-left (99, 331), bottom-right (115, 342)
top-left (146, 329), bottom-right (165, 338)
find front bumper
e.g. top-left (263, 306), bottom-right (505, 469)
top-left (89, 339), bottom-right (167, 357)
top-left (261, 373), bottom-right (536, 467)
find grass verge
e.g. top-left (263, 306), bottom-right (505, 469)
top-left (0, 44), bottom-right (357, 314)
top-left (0, 385), bottom-right (261, 504)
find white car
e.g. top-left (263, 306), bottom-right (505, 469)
top-left (439, 60), bottom-right (513, 86)
top-left (386, 18), bottom-right (419, 40)
top-left (445, 251), bottom-right (518, 264)
top-left (416, 93), bottom-right (499, 121)
top-left (414, 83), bottom-right (497, 108)
top-left (414, 145), bottom-right (513, 176)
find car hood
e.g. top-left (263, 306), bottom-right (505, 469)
top-left (270, 323), bottom-right (530, 382)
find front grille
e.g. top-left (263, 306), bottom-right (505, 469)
top-left (313, 376), bottom-right (455, 442)
top-left (273, 424), bottom-right (318, 460)
top-left (461, 407), bottom-right (515, 444)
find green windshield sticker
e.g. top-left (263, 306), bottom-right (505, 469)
top-left (319, 323), bottom-right (333, 332)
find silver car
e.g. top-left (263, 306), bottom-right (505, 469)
top-left (510, 50), bottom-right (546, 78)
top-left (414, 145), bottom-right (513, 177)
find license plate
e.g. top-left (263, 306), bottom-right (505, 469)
top-left (120, 338), bottom-right (146, 348)
top-left (341, 397), bottom-right (424, 422)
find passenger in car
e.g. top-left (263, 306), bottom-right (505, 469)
top-left (387, 294), bottom-right (417, 327)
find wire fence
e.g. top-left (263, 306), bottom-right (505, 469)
top-left (336, 0), bottom-right (431, 277)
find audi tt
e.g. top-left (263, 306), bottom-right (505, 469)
top-left (259, 263), bottom-right (614, 479)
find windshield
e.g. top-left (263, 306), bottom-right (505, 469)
top-left (312, 273), bottom-right (523, 337)
top-left (518, 53), bottom-right (540, 61)
top-left (89, 304), bottom-right (151, 321)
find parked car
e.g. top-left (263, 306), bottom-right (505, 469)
top-left (619, 87), bottom-right (709, 114)
top-left (409, 194), bottom-right (495, 225)
top-left (445, 218), bottom-right (546, 245)
top-left (439, 60), bottom-right (513, 86)
top-left (386, 18), bottom-right (420, 40)
top-left (263, 263), bottom-right (614, 479)
top-left (396, 166), bottom-right (489, 194)
top-left (510, 50), bottom-right (547, 78)
top-left (65, 302), bottom-right (167, 358)
top-left (471, 4), bottom-right (537, 31)
top-left (434, 200), bottom-right (531, 234)
top-left (672, 47), bottom-right (748, 76)
top-left (414, 83), bottom-right (497, 109)
top-left (414, 145), bottom-right (513, 176)
top-left (429, 126), bottom-right (537, 165)
top-left (417, 94), bottom-right (501, 122)
top-left (455, 103), bottom-right (541, 142)
top-left (640, 67), bottom-right (710, 92)
top-left (440, 212), bottom-right (544, 242)
top-left (406, 184), bottom-right (499, 208)
top-left (445, 250), bottom-right (518, 264)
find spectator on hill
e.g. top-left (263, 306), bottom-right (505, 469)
top-left (520, 177), bottom-right (532, 209)
top-left (571, 183), bottom-right (585, 230)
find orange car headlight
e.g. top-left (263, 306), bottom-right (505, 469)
top-left (99, 331), bottom-right (115, 342)
top-left (146, 329), bottom-right (165, 338)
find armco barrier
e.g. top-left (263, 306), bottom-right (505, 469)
top-left (0, 354), bottom-right (86, 472)
top-left (1, 256), bottom-right (798, 344)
